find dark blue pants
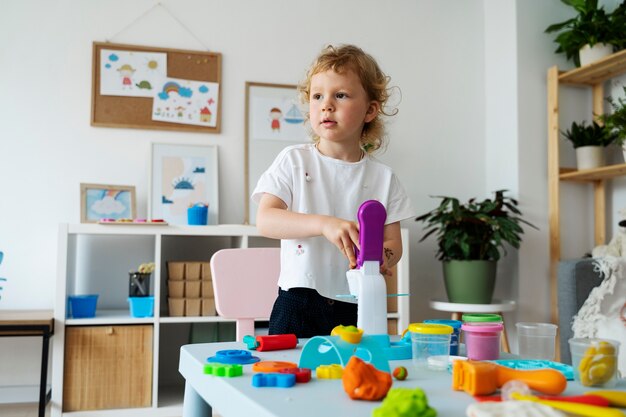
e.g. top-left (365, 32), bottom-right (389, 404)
top-left (268, 288), bottom-right (358, 338)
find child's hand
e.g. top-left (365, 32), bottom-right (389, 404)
top-left (321, 217), bottom-right (360, 268)
top-left (380, 247), bottom-right (394, 277)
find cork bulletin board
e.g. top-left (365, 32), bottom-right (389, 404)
top-left (91, 42), bottom-right (222, 133)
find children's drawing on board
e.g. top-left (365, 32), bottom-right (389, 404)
top-left (151, 78), bottom-right (220, 127)
top-left (100, 49), bottom-right (167, 97)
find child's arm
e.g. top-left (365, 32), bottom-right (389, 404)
top-left (256, 193), bottom-right (360, 267)
top-left (380, 222), bottom-right (403, 277)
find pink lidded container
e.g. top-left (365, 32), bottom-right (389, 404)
top-left (462, 323), bottom-right (503, 360)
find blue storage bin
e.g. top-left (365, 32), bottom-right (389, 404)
top-left (187, 204), bottom-right (208, 225)
top-left (128, 296), bottom-right (154, 318)
top-left (68, 294), bottom-right (98, 318)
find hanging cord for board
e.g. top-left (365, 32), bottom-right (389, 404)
top-left (106, 1), bottom-right (210, 51)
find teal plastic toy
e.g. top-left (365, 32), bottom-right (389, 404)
top-left (300, 334), bottom-right (406, 372)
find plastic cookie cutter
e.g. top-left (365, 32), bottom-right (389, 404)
top-left (252, 361), bottom-right (298, 373)
top-left (206, 349), bottom-right (260, 365)
top-left (278, 367), bottom-right (311, 383)
top-left (252, 373), bottom-right (296, 388)
top-left (316, 364), bottom-right (344, 379)
top-left (203, 363), bottom-right (243, 377)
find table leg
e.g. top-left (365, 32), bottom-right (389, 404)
top-left (183, 382), bottom-right (212, 417)
top-left (38, 328), bottom-right (51, 417)
top-left (499, 312), bottom-right (510, 353)
top-left (451, 312), bottom-right (461, 321)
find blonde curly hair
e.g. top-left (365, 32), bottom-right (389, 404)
top-left (298, 44), bottom-right (397, 154)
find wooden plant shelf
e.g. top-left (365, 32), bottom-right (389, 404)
top-left (559, 163), bottom-right (626, 182)
top-left (559, 48), bottom-right (626, 86)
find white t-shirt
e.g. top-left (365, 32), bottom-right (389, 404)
top-left (252, 143), bottom-right (414, 301)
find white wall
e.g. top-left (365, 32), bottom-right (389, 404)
top-left (0, 0), bottom-right (487, 387)
top-left (2, 0), bottom-right (606, 390)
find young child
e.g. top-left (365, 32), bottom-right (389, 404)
top-left (252, 44), bottom-right (414, 338)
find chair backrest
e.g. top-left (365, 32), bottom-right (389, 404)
top-left (210, 247), bottom-right (280, 341)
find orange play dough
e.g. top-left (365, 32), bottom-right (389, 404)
top-left (342, 356), bottom-right (392, 401)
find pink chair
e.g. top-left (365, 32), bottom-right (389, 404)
top-left (210, 248), bottom-right (280, 341)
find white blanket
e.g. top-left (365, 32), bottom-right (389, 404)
top-left (572, 256), bottom-right (626, 376)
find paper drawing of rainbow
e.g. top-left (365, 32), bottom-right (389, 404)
top-left (158, 81), bottom-right (193, 100)
top-left (152, 77), bottom-right (219, 127)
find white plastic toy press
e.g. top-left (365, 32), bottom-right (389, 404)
top-left (346, 200), bottom-right (388, 335)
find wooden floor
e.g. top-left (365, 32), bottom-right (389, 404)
top-left (0, 403), bottom-right (50, 417)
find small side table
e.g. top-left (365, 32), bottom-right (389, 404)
top-left (0, 310), bottom-right (54, 417)
top-left (428, 299), bottom-right (516, 353)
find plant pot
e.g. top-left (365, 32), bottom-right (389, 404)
top-left (129, 272), bottom-right (151, 297)
top-left (575, 146), bottom-right (605, 170)
top-left (579, 43), bottom-right (613, 67)
top-left (442, 260), bottom-right (496, 304)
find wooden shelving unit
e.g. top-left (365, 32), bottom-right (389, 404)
top-left (547, 49), bottom-right (626, 324)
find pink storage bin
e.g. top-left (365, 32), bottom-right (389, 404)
top-left (462, 323), bottom-right (503, 360)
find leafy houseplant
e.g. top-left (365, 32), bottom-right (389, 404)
top-left (561, 120), bottom-right (618, 148)
top-left (544, 0), bottom-right (624, 67)
top-left (601, 86), bottom-right (626, 148)
top-left (415, 190), bottom-right (536, 303)
top-left (561, 120), bottom-right (617, 169)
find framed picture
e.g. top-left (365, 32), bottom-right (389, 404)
top-left (80, 183), bottom-right (136, 223)
top-left (244, 82), bottom-right (309, 224)
top-left (150, 143), bottom-right (219, 225)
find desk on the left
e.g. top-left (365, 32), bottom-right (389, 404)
top-left (0, 310), bottom-right (54, 417)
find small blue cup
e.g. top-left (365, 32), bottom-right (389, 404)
top-left (187, 204), bottom-right (208, 225)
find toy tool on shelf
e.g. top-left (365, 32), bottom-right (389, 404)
top-left (452, 360), bottom-right (567, 396)
top-left (345, 200), bottom-right (388, 335)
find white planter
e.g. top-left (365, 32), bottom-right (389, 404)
top-left (576, 146), bottom-right (605, 170)
top-left (579, 43), bottom-right (613, 67)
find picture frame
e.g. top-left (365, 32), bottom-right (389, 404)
top-left (92, 42), bottom-right (222, 134)
top-left (80, 183), bottom-right (136, 223)
top-left (150, 143), bottom-right (219, 225)
top-left (244, 82), bottom-right (309, 224)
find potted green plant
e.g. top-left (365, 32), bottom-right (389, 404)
top-left (561, 120), bottom-right (617, 170)
top-left (415, 190), bottom-right (537, 304)
top-left (601, 86), bottom-right (626, 161)
top-left (544, 0), bottom-right (624, 67)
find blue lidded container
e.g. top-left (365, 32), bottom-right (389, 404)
top-left (424, 319), bottom-right (462, 355)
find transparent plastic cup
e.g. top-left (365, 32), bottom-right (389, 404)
top-left (516, 322), bottom-right (558, 360)
top-left (408, 323), bottom-right (452, 371)
top-left (569, 338), bottom-right (620, 388)
top-left (424, 319), bottom-right (462, 356)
